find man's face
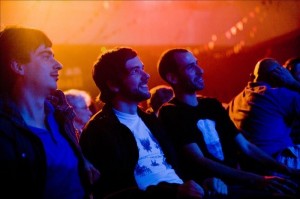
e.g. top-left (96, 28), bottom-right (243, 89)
top-left (118, 56), bottom-right (151, 102)
top-left (174, 51), bottom-right (204, 92)
top-left (73, 98), bottom-right (92, 128)
top-left (23, 44), bottom-right (62, 95)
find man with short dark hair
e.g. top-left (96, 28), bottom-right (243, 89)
top-left (0, 26), bottom-right (99, 199)
top-left (157, 48), bottom-right (299, 198)
top-left (228, 58), bottom-right (300, 173)
top-left (80, 47), bottom-right (228, 199)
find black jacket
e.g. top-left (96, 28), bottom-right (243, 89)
top-left (0, 98), bottom-right (90, 199)
top-left (80, 104), bottom-right (182, 199)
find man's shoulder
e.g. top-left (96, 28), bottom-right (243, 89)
top-left (197, 95), bottom-right (222, 106)
top-left (87, 109), bottom-right (115, 126)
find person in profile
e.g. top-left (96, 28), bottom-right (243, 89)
top-left (228, 58), bottom-right (300, 175)
top-left (157, 48), bottom-right (299, 198)
top-left (0, 26), bottom-right (99, 198)
top-left (79, 47), bottom-right (229, 199)
top-left (64, 89), bottom-right (93, 137)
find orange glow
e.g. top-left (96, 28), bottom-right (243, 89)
top-left (1, 1), bottom-right (299, 47)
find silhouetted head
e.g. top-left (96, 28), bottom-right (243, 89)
top-left (284, 57), bottom-right (300, 82)
top-left (251, 58), bottom-right (283, 86)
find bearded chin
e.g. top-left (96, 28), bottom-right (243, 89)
top-left (126, 89), bottom-right (151, 102)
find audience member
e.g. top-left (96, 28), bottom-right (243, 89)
top-left (64, 89), bottom-right (93, 137)
top-left (0, 26), bottom-right (99, 198)
top-left (79, 47), bottom-right (228, 199)
top-left (228, 58), bottom-right (300, 175)
top-left (146, 85), bottom-right (174, 116)
top-left (284, 57), bottom-right (300, 144)
top-left (157, 48), bottom-right (298, 198)
top-left (284, 57), bottom-right (300, 82)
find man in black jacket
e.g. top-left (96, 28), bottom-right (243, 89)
top-left (0, 26), bottom-right (99, 199)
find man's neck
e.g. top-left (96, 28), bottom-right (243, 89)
top-left (112, 100), bottom-right (139, 115)
top-left (175, 92), bottom-right (198, 107)
top-left (12, 88), bottom-right (47, 129)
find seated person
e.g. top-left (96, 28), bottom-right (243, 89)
top-left (64, 89), bottom-right (93, 137)
top-left (228, 58), bottom-right (300, 174)
top-left (284, 57), bottom-right (300, 144)
top-left (157, 48), bottom-right (299, 198)
top-left (0, 26), bottom-right (99, 198)
top-left (79, 47), bottom-right (227, 199)
top-left (146, 85), bottom-right (174, 116)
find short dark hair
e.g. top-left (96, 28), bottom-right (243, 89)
top-left (157, 48), bottom-right (189, 83)
top-left (92, 47), bottom-right (137, 104)
top-left (0, 26), bottom-right (52, 94)
top-left (284, 57), bottom-right (300, 75)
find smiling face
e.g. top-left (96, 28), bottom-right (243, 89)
top-left (174, 51), bottom-right (204, 92)
top-left (23, 44), bottom-right (62, 95)
top-left (117, 56), bottom-right (151, 103)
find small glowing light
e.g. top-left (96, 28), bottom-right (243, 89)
top-left (208, 41), bottom-right (214, 50)
top-left (249, 32), bottom-right (255, 38)
top-left (242, 17), bottom-right (248, 23)
top-left (103, 1), bottom-right (110, 10)
top-left (255, 6), bottom-right (260, 13)
top-left (233, 45), bottom-right (241, 54)
top-left (249, 12), bottom-right (255, 18)
top-left (211, 34), bottom-right (217, 41)
top-left (230, 27), bottom-right (237, 35)
top-left (225, 31), bottom-right (231, 39)
top-left (236, 22), bottom-right (243, 31)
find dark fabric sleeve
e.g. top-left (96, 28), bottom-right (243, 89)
top-left (158, 105), bottom-right (198, 147)
top-left (145, 182), bottom-right (179, 198)
top-left (80, 117), bottom-right (139, 198)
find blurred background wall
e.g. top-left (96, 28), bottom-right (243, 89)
top-left (1, 0), bottom-right (299, 103)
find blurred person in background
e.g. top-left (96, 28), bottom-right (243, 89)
top-left (0, 26), bottom-right (99, 199)
top-left (283, 57), bottom-right (300, 145)
top-left (64, 89), bottom-right (93, 138)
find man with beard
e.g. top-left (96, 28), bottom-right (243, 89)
top-left (157, 48), bottom-right (299, 198)
top-left (79, 47), bottom-right (229, 199)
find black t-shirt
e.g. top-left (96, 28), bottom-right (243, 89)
top-left (159, 96), bottom-right (240, 180)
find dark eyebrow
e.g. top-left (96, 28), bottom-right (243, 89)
top-left (37, 49), bottom-right (53, 56)
top-left (126, 64), bottom-right (144, 71)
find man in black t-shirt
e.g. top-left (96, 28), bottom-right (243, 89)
top-left (157, 48), bottom-right (299, 198)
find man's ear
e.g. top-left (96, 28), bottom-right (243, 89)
top-left (107, 80), bottom-right (119, 93)
top-left (10, 60), bottom-right (24, 75)
top-left (166, 72), bottom-right (178, 85)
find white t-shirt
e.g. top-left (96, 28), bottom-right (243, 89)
top-left (114, 109), bottom-right (183, 190)
top-left (197, 119), bottom-right (224, 161)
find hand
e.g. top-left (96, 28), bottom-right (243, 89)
top-left (176, 180), bottom-right (204, 199)
top-left (260, 176), bottom-right (298, 196)
top-left (203, 177), bottom-right (228, 196)
top-left (47, 89), bottom-right (72, 112)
